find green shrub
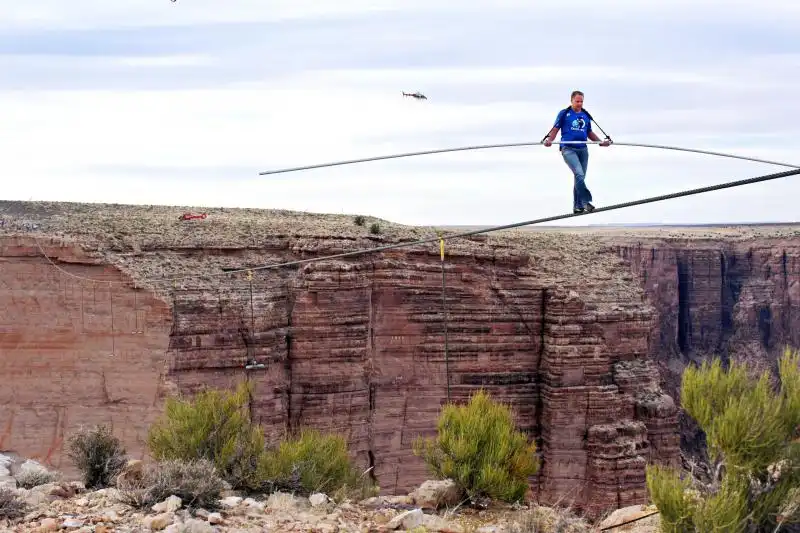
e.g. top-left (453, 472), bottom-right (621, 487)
top-left (369, 222), bottom-right (381, 234)
top-left (146, 381), bottom-right (269, 491)
top-left (65, 424), bottom-right (127, 489)
top-left (646, 347), bottom-right (800, 532)
top-left (353, 215), bottom-right (366, 226)
top-left (117, 458), bottom-right (225, 510)
top-left (260, 428), bottom-right (377, 500)
top-left (412, 389), bottom-right (539, 504)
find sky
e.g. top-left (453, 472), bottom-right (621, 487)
top-left (1, 0), bottom-right (799, 227)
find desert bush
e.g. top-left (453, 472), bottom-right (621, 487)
top-left (646, 347), bottom-right (800, 532)
top-left (147, 381), bottom-right (269, 491)
top-left (0, 488), bottom-right (27, 519)
top-left (412, 389), bottom-right (539, 504)
top-left (509, 505), bottom-right (590, 533)
top-left (369, 222), bottom-right (381, 234)
top-left (16, 468), bottom-right (60, 489)
top-left (353, 215), bottom-right (366, 226)
top-left (260, 428), bottom-right (377, 500)
top-left (66, 424), bottom-right (127, 489)
top-left (117, 458), bottom-right (225, 510)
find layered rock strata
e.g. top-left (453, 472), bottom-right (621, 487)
top-left (11, 204), bottom-right (797, 517)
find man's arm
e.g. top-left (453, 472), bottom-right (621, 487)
top-left (544, 126), bottom-right (559, 146)
top-left (588, 130), bottom-right (611, 146)
top-left (544, 109), bottom-right (566, 146)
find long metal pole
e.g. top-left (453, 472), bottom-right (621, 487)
top-left (258, 140), bottom-right (800, 176)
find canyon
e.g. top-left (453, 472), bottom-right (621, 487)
top-left (1, 201), bottom-right (799, 518)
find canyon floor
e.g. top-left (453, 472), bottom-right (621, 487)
top-left (2, 470), bottom-right (661, 533)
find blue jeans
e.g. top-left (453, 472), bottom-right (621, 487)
top-left (561, 146), bottom-right (592, 210)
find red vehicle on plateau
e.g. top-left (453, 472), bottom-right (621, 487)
top-left (178, 212), bottom-right (207, 221)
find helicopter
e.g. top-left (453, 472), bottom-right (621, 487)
top-left (402, 91), bottom-right (428, 100)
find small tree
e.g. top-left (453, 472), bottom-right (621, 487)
top-left (147, 381), bottom-right (269, 491)
top-left (647, 347), bottom-right (800, 532)
top-left (413, 389), bottom-right (539, 504)
top-left (261, 428), bottom-right (377, 500)
top-left (66, 424), bottom-right (127, 489)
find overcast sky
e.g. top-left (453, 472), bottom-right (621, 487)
top-left (1, 1), bottom-right (799, 226)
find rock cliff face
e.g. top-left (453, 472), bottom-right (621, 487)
top-left (612, 234), bottom-right (800, 456)
top-left (2, 202), bottom-right (796, 517)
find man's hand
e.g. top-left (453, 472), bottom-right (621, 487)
top-left (544, 138), bottom-right (553, 147)
top-left (600, 139), bottom-right (611, 147)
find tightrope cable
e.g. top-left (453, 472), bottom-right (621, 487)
top-left (258, 140), bottom-right (800, 176)
top-left (28, 166), bottom-right (800, 286)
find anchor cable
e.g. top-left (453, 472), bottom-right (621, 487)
top-left (149, 165), bottom-right (800, 282)
top-left (25, 156), bottom-right (800, 286)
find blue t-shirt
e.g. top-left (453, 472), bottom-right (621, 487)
top-left (554, 108), bottom-right (592, 149)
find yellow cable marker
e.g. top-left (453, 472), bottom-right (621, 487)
top-left (246, 270), bottom-right (253, 281)
top-left (440, 238), bottom-right (445, 261)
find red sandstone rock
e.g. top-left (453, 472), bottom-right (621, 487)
top-left (6, 204), bottom-right (795, 519)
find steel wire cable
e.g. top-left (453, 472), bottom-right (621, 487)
top-left (30, 165), bottom-right (800, 285)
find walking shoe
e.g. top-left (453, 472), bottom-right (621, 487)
top-left (573, 207), bottom-right (585, 214)
top-left (584, 203), bottom-right (595, 213)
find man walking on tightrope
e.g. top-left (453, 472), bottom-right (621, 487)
top-left (543, 90), bottom-right (611, 213)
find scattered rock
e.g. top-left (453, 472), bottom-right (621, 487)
top-left (207, 512), bottom-right (223, 524)
top-left (38, 518), bottom-right (59, 531)
top-left (423, 513), bottom-right (464, 532)
top-left (387, 508), bottom-right (425, 530)
top-left (598, 504), bottom-right (660, 530)
top-left (309, 492), bottom-right (330, 507)
top-left (165, 517), bottom-right (214, 532)
top-left (220, 495), bottom-right (242, 508)
top-left (152, 495), bottom-right (182, 513)
top-left (142, 512), bottom-right (174, 531)
top-left (409, 479), bottom-right (461, 510)
top-left (61, 518), bottom-right (84, 529)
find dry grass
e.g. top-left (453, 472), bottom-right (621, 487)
top-left (116, 458), bottom-right (226, 510)
top-left (15, 468), bottom-right (60, 489)
top-left (0, 488), bottom-right (27, 520)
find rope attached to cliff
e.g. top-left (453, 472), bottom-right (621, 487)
top-left (150, 165), bottom-right (800, 282)
top-left (258, 140), bottom-right (800, 176)
top-left (440, 235), bottom-right (451, 402)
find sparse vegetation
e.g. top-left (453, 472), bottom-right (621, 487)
top-left (509, 505), bottom-right (590, 533)
top-left (413, 389), bottom-right (540, 504)
top-left (15, 468), bottom-right (60, 489)
top-left (369, 222), bottom-right (381, 234)
top-left (147, 381), bottom-right (270, 492)
top-left (117, 458), bottom-right (225, 510)
top-left (646, 347), bottom-right (800, 532)
top-left (0, 488), bottom-right (27, 520)
top-left (260, 428), bottom-right (377, 501)
top-left (353, 215), bottom-right (366, 226)
top-left (146, 382), bottom-right (373, 500)
top-left (66, 424), bottom-right (127, 489)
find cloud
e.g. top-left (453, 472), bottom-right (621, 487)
top-left (0, 1), bottom-right (798, 227)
